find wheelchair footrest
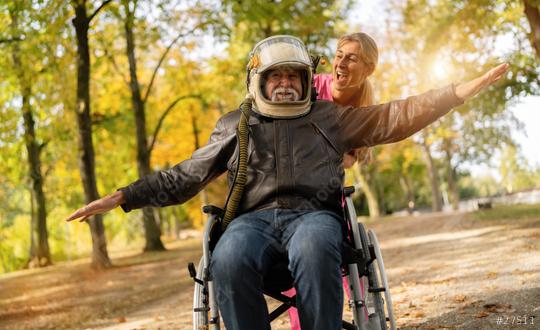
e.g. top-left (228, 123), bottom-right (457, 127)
top-left (368, 287), bottom-right (386, 293)
top-left (342, 320), bottom-right (357, 330)
top-left (194, 307), bottom-right (210, 312)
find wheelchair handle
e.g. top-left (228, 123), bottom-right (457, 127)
top-left (344, 186), bottom-right (355, 197)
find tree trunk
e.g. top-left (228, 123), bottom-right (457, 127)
top-left (190, 107), bottom-right (209, 227)
top-left (10, 7), bottom-right (51, 268)
top-left (21, 85), bottom-right (51, 267)
top-left (123, 2), bottom-right (165, 251)
top-left (442, 140), bottom-right (459, 211)
top-left (399, 176), bottom-right (415, 214)
top-left (351, 163), bottom-right (380, 218)
top-left (28, 186), bottom-right (37, 263)
top-left (420, 136), bottom-right (443, 212)
top-left (72, 1), bottom-right (112, 269)
top-left (171, 206), bottom-right (182, 239)
top-left (524, 0), bottom-right (540, 59)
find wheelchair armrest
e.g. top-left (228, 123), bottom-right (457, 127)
top-left (343, 186), bottom-right (355, 197)
top-left (202, 205), bottom-right (224, 216)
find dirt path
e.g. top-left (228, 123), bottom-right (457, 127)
top-left (1, 207), bottom-right (539, 329)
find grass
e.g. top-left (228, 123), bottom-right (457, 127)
top-left (470, 203), bottom-right (540, 221)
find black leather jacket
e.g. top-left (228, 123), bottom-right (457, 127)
top-left (119, 85), bottom-right (462, 215)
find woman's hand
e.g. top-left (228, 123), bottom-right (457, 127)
top-left (65, 191), bottom-right (125, 222)
top-left (455, 63), bottom-right (509, 100)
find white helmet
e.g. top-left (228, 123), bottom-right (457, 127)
top-left (247, 35), bottom-right (313, 118)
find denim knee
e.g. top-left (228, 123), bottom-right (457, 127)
top-left (211, 238), bottom-right (249, 285)
top-left (288, 218), bottom-right (342, 271)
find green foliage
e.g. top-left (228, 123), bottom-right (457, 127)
top-left (500, 145), bottom-right (540, 193)
top-left (221, 0), bottom-right (353, 51)
top-left (0, 214), bottom-right (30, 273)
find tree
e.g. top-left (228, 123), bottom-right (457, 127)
top-left (500, 145), bottom-right (539, 193)
top-left (112, 0), bottom-right (216, 250)
top-left (70, 0), bottom-right (112, 269)
top-left (523, 0), bottom-right (540, 59)
top-left (117, 0), bottom-right (165, 251)
top-left (420, 131), bottom-right (444, 212)
top-left (350, 162), bottom-right (380, 218)
top-left (6, 2), bottom-right (51, 267)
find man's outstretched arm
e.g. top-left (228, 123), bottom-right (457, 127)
top-left (454, 63), bottom-right (508, 100)
top-left (65, 114), bottom-right (237, 223)
top-left (340, 63), bottom-right (509, 149)
top-left (65, 191), bottom-right (125, 222)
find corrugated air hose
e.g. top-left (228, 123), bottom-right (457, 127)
top-left (221, 96), bottom-right (252, 231)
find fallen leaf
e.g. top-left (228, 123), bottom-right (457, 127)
top-left (473, 312), bottom-right (489, 318)
top-left (511, 269), bottom-right (528, 275)
top-left (413, 311), bottom-right (425, 318)
top-left (117, 316), bottom-right (126, 323)
top-left (483, 303), bottom-right (512, 313)
top-left (485, 272), bottom-right (498, 279)
top-left (453, 295), bottom-right (467, 303)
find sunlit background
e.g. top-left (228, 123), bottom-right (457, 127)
top-left (1, 0), bottom-right (539, 274)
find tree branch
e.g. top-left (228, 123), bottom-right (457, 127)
top-left (142, 22), bottom-right (208, 104)
top-left (0, 36), bottom-right (23, 44)
top-left (88, 0), bottom-right (113, 23)
top-left (96, 34), bottom-right (130, 86)
top-left (147, 94), bottom-right (202, 155)
top-left (38, 141), bottom-right (48, 154)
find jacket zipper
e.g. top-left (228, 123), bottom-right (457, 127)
top-left (310, 121), bottom-right (340, 155)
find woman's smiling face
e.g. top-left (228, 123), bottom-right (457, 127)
top-left (332, 41), bottom-right (368, 91)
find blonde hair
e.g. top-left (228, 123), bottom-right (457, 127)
top-left (337, 33), bottom-right (379, 107)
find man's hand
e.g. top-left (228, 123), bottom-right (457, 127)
top-left (455, 63), bottom-right (509, 100)
top-left (65, 191), bottom-right (125, 222)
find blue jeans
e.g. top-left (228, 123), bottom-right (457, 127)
top-left (210, 208), bottom-right (343, 330)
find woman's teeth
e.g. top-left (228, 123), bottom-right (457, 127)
top-left (337, 71), bottom-right (348, 80)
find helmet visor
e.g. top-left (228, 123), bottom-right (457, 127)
top-left (251, 36), bottom-right (311, 72)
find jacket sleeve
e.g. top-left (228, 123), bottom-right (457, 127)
top-left (118, 115), bottom-right (236, 212)
top-left (338, 85), bottom-right (464, 150)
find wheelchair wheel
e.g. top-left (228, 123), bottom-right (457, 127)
top-left (368, 230), bottom-right (396, 330)
top-left (193, 257), bottom-right (210, 330)
top-left (357, 223), bottom-right (387, 330)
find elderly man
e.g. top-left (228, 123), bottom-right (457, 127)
top-left (66, 35), bottom-right (508, 330)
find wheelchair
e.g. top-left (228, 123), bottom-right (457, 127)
top-left (188, 186), bottom-right (396, 330)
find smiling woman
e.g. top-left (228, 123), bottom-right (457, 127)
top-left (329, 33), bottom-right (378, 107)
top-left (314, 32), bottom-right (379, 169)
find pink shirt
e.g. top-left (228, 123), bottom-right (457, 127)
top-left (313, 73), bottom-right (333, 101)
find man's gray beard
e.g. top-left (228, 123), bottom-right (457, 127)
top-left (271, 87), bottom-right (300, 102)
